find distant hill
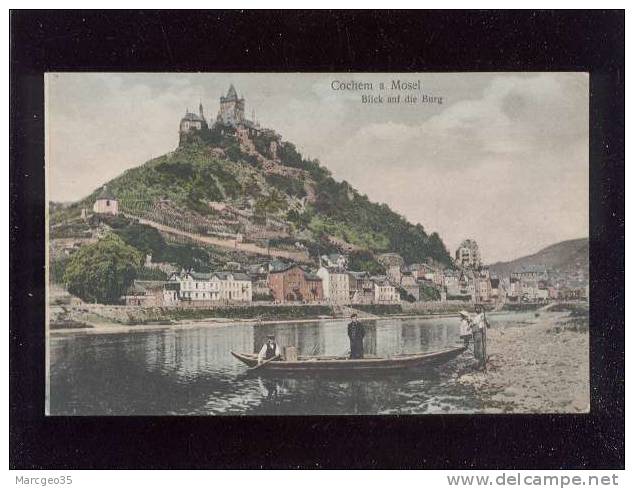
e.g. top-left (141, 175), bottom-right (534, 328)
top-left (50, 118), bottom-right (453, 269)
top-left (488, 238), bottom-right (588, 277)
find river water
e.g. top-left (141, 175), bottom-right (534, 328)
top-left (48, 313), bottom-right (533, 415)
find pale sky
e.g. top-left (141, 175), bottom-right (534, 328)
top-left (46, 72), bottom-right (588, 263)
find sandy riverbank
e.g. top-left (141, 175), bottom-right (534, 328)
top-left (457, 311), bottom-right (589, 413)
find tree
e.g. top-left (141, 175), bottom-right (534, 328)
top-left (113, 222), bottom-right (166, 258)
top-left (63, 234), bottom-right (144, 304)
top-left (348, 250), bottom-right (385, 275)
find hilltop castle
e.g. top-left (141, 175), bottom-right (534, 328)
top-left (179, 84), bottom-right (263, 144)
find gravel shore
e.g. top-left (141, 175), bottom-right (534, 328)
top-left (457, 310), bottom-right (589, 413)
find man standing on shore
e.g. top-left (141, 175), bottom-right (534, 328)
top-left (459, 310), bottom-right (472, 347)
top-left (347, 313), bottom-right (365, 359)
top-left (472, 306), bottom-right (489, 369)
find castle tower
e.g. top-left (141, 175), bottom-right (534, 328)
top-left (217, 84), bottom-right (245, 126)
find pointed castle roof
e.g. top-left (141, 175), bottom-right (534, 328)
top-left (226, 84), bottom-right (238, 100)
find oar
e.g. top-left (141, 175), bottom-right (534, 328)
top-left (247, 354), bottom-right (280, 372)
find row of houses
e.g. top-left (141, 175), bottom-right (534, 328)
top-left (123, 271), bottom-right (253, 306)
top-left (122, 262), bottom-right (400, 307)
top-left (122, 250), bottom-right (587, 307)
top-left (442, 264), bottom-right (588, 304)
top-left (267, 264), bottom-right (400, 305)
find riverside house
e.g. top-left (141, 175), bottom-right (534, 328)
top-left (408, 262), bottom-right (444, 287)
top-left (348, 271), bottom-right (375, 304)
top-left (168, 270), bottom-right (253, 303)
top-left (267, 264), bottom-right (324, 303)
top-left (317, 266), bottom-right (350, 304)
top-left (371, 276), bottom-right (401, 304)
top-left (123, 280), bottom-right (180, 306)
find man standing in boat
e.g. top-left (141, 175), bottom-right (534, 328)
top-left (347, 313), bottom-right (366, 359)
top-left (257, 334), bottom-right (282, 365)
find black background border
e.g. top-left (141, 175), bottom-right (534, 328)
top-left (10, 10), bottom-right (625, 469)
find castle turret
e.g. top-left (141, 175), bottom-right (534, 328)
top-left (179, 108), bottom-right (207, 145)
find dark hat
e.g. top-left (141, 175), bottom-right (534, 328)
top-left (267, 334), bottom-right (276, 339)
top-left (351, 313), bottom-right (358, 317)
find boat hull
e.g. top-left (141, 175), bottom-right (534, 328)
top-left (231, 346), bottom-right (466, 372)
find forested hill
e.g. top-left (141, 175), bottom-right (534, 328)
top-left (54, 122), bottom-right (453, 267)
top-left (488, 238), bottom-right (588, 277)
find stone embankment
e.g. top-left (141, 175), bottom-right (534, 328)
top-left (401, 300), bottom-right (474, 315)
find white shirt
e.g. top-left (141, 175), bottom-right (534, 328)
top-left (257, 342), bottom-right (281, 363)
top-left (459, 318), bottom-right (472, 336)
top-left (473, 313), bottom-right (486, 331)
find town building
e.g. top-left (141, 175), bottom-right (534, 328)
top-left (490, 277), bottom-right (505, 303)
top-left (473, 276), bottom-right (492, 303)
top-left (443, 270), bottom-right (461, 297)
top-left (511, 265), bottom-right (549, 282)
top-left (372, 277), bottom-right (400, 304)
top-left (168, 270), bottom-right (252, 302)
top-left (245, 263), bottom-right (272, 300)
top-left (377, 253), bottom-right (405, 284)
top-left (317, 266), bottom-right (350, 304)
top-left (443, 269), bottom-right (474, 301)
top-left (409, 262), bottom-right (444, 287)
top-left (519, 279), bottom-right (549, 302)
top-left (92, 186), bottom-right (118, 215)
top-left (123, 280), bottom-right (180, 307)
top-left (267, 264), bottom-right (323, 303)
top-left (348, 271), bottom-right (375, 304)
top-left (455, 239), bottom-right (481, 269)
top-left (507, 277), bottom-right (523, 301)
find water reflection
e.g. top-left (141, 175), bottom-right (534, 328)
top-left (49, 313), bottom-right (533, 415)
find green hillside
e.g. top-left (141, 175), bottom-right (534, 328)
top-left (52, 124), bottom-right (452, 267)
top-left (488, 238), bottom-right (588, 277)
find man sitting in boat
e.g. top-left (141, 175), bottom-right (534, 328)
top-left (347, 313), bottom-right (366, 359)
top-left (257, 334), bottom-right (282, 364)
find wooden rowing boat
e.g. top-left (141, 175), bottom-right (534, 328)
top-left (231, 345), bottom-right (466, 372)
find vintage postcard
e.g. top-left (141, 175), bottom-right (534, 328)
top-left (45, 72), bottom-right (589, 415)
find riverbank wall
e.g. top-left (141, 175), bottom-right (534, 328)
top-left (64, 303), bottom-right (337, 325)
top-left (61, 299), bottom-right (481, 326)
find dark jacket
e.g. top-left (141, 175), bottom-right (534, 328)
top-left (347, 320), bottom-right (365, 358)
